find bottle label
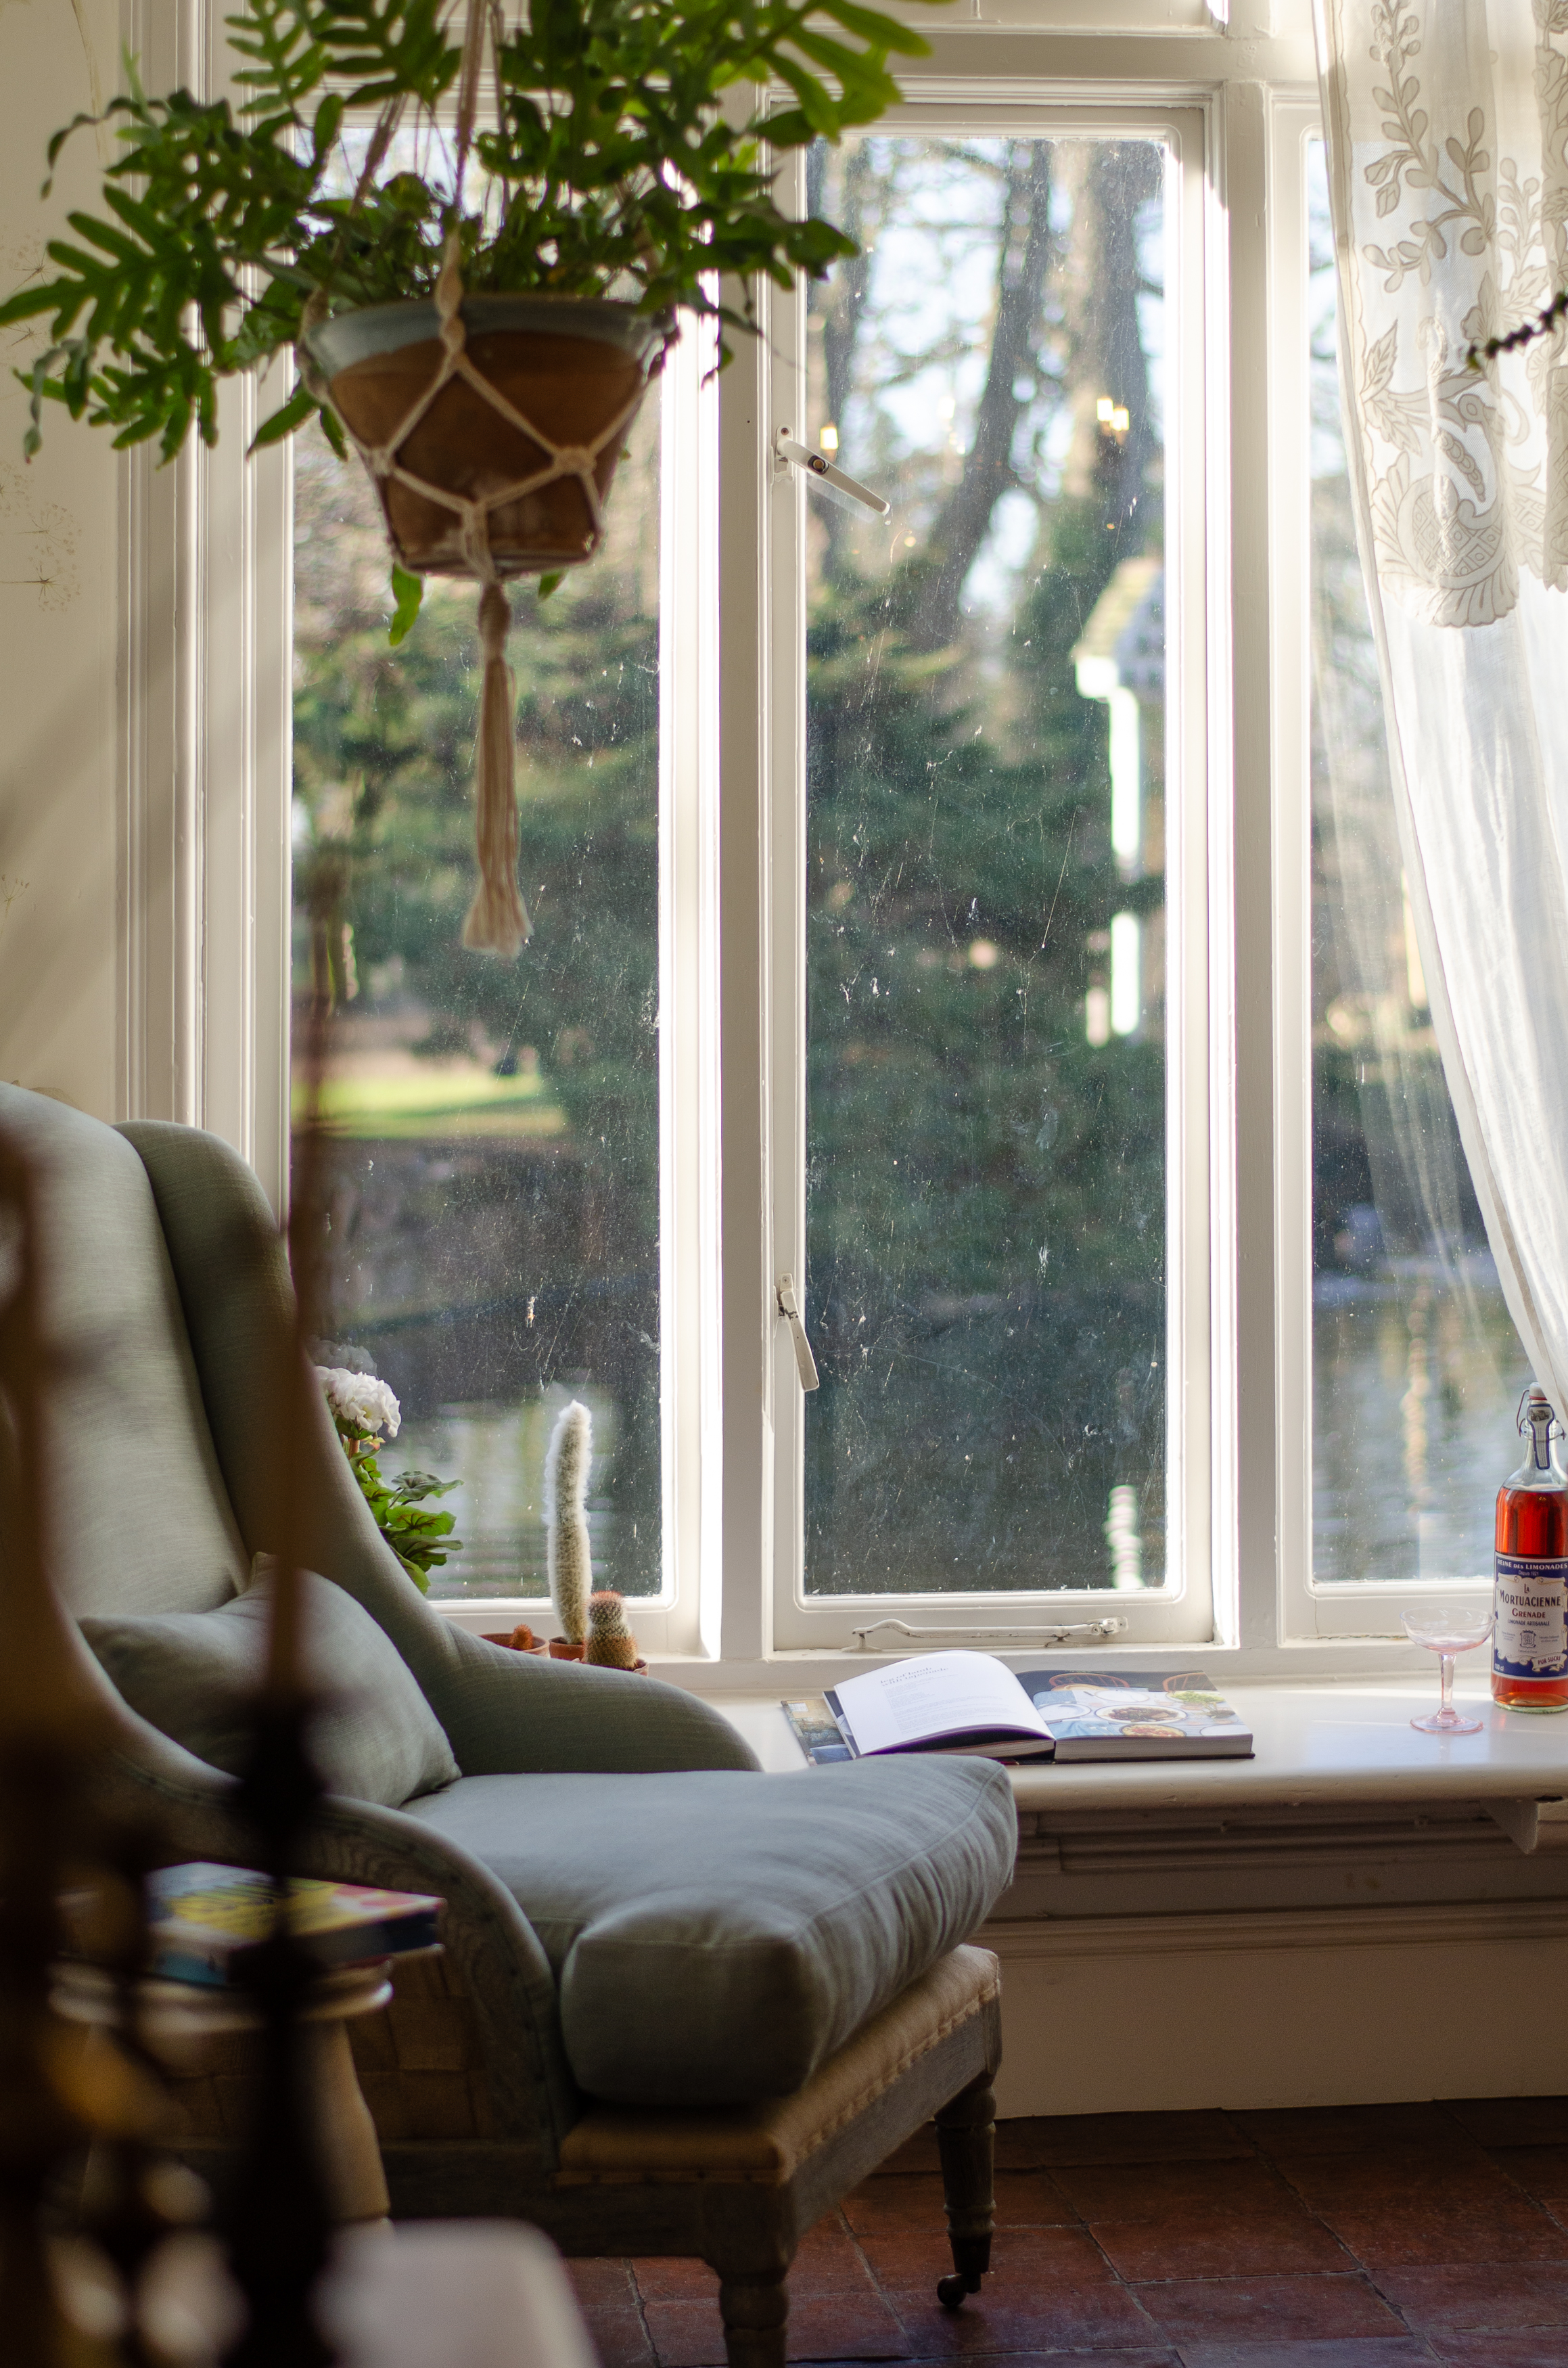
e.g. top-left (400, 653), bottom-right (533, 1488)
top-left (1493, 1555), bottom-right (1568, 1678)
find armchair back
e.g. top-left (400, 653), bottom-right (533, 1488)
top-left (0, 1085), bottom-right (248, 1619)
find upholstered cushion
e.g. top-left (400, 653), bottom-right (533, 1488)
top-left (118, 1114), bottom-right (762, 1780)
top-left (555, 1944), bottom-right (1001, 2184)
top-left (401, 1756), bottom-right (1017, 2104)
top-left (81, 1569), bottom-right (461, 1807)
top-left (0, 1085), bottom-right (250, 1618)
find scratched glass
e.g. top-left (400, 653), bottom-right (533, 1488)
top-left (290, 391), bottom-right (663, 1599)
top-left (800, 137), bottom-right (1169, 1593)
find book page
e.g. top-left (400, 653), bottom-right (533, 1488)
top-left (1038, 1685), bottom-right (1247, 1744)
top-left (834, 1652), bottom-right (1050, 1754)
top-left (1015, 1670), bottom-right (1250, 1750)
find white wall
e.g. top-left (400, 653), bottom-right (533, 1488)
top-left (0, 0), bottom-right (123, 1118)
top-left (990, 1905), bottom-right (1568, 2117)
top-left (0, 0), bottom-right (293, 1196)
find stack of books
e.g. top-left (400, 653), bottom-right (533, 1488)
top-left (120, 1862), bottom-right (444, 1990)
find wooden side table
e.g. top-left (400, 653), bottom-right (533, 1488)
top-left (52, 1959), bottom-right (394, 2223)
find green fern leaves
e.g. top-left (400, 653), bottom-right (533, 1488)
top-left (1, 0), bottom-right (947, 462)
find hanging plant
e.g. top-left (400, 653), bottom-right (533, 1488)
top-left (1, 0), bottom-right (941, 951)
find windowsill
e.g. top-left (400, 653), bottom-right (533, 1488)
top-left (434, 1602), bottom-right (1509, 1692)
top-left (710, 1674), bottom-right (1568, 1815)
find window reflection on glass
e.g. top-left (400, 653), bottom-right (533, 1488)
top-left (801, 137), bottom-right (1169, 1595)
top-left (1307, 141), bottom-right (1528, 1582)
top-left (290, 392), bottom-right (662, 1599)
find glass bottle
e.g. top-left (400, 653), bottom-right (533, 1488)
top-left (1493, 1386), bottom-right (1568, 1712)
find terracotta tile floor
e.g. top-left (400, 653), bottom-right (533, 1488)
top-left (568, 2097), bottom-right (1568, 2368)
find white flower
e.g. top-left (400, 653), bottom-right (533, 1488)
top-left (306, 1336), bottom-right (377, 1376)
top-left (316, 1365), bottom-right (401, 1440)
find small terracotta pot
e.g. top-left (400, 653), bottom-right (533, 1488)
top-left (305, 295), bottom-right (664, 580)
top-left (482, 1633), bottom-right (647, 1672)
top-left (482, 1627), bottom-right (547, 1654)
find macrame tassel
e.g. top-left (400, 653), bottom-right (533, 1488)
top-left (461, 578), bottom-right (531, 957)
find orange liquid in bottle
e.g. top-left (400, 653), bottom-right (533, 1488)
top-left (1493, 1392), bottom-right (1568, 1711)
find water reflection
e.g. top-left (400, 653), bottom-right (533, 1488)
top-left (396, 1387), bottom-right (620, 1601)
top-left (1313, 1256), bottom-right (1527, 1583)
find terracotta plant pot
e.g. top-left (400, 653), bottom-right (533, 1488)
top-left (482, 1626), bottom-right (547, 1654)
top-left (305, 294), bottom-right (664, 580)
top-left (481, 1630), bottom-right (647, 1672)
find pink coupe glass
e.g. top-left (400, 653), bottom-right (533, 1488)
top-left (1402, 1610), bottom-right (1494, 1735)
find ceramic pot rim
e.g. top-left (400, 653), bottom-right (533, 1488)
top-left (304, 292), bottom-right (666, 379)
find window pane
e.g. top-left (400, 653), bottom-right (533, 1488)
top-left (291, 394), bottom-right (662, 1599)
top-left (802, 137), bottom-right (1168, 1595)
top-left (1308, 142), bottom-right (1528, 1582)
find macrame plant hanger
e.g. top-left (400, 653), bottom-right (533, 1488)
top-left (298, 0), bottom-right (661, 958)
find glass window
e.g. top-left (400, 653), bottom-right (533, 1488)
top-left (290, 390), bottom-right (664, 1601)
top-left (1306, 141), bottom-right (1529, 1585)
top-left (799, 135), bottom-right (1170, 1596)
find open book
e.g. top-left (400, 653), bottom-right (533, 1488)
top-left (784, 1654), bottom-right (1251, 1765)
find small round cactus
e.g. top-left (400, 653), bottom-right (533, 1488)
top-left (585, 1589), bottom-right (640, 1669)
top-left (545, 1399), bottom-right (593, 1646)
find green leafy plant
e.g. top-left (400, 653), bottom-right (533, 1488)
top-left (313, 1362), bottom-right (461, 1588)
top-left (348, 1447), bottom-right (461, 1590)
top-left (334, 1416), bottom-right (461, 1591)
top-left (0, 0), bottom-right (941, 467)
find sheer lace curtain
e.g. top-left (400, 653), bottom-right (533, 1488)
top-left (1313, 0), bottom-right (1568, 1415)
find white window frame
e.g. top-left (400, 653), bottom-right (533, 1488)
top-left (756, 99), bottom-right (1218, 1653)
top-left (146, 0), bottom-right (1475, 1678)
top-left (117, 0), bottom-right (293, 1212)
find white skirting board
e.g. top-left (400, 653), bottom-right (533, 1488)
top-left (984, 1899), bottom-right (1568, 2117)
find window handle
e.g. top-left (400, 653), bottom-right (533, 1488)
top-left (776, 1273), bottom-right (821, 1392)
top-left (849, 1617), bottom-right (1131, 1650)
top-left (774, 430), bottom-right (891, 520)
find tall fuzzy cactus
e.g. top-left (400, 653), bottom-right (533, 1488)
top-left (545, 1398), bottom-right (593, 1645)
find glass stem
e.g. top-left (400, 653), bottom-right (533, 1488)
top-left (1439, 1651), bottom-right (1455, 1721)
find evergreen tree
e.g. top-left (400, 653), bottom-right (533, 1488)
top-left (292, 133), bottom-right (1171, 1596)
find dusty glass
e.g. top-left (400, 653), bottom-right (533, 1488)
top-left (290, 391), bottom-right (663, 1599)
top-left (801, 137), bottom-right (1169, 1595)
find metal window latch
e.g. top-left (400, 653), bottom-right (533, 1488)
top-left (849, 1617), bottom-right (1132, 1650)
top-left (775, 1273), bottom-right (820, 1392)
top-left (774, 429), bottom-right (891, 520)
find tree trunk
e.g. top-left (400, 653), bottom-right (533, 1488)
top-left (1056, 141), bottom-right (1161, 545)
top-left (902, 142), bottom-right (1054, 653)
top-left (807, 140), bottom-right (881, 583)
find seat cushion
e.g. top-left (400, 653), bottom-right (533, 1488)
top-left (81, 1567), bottom-right (461, 1807)
top-left (400, 1757), bottom-right (1016, 2105)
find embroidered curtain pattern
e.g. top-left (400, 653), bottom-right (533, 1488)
top-left (1316, 0), bottom-right (1568, 1416)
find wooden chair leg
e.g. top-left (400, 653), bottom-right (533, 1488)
top-left (718, 2270), bottom-right (789, 2368)
top-left (933, 2074), bottom-right (996, 2310)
